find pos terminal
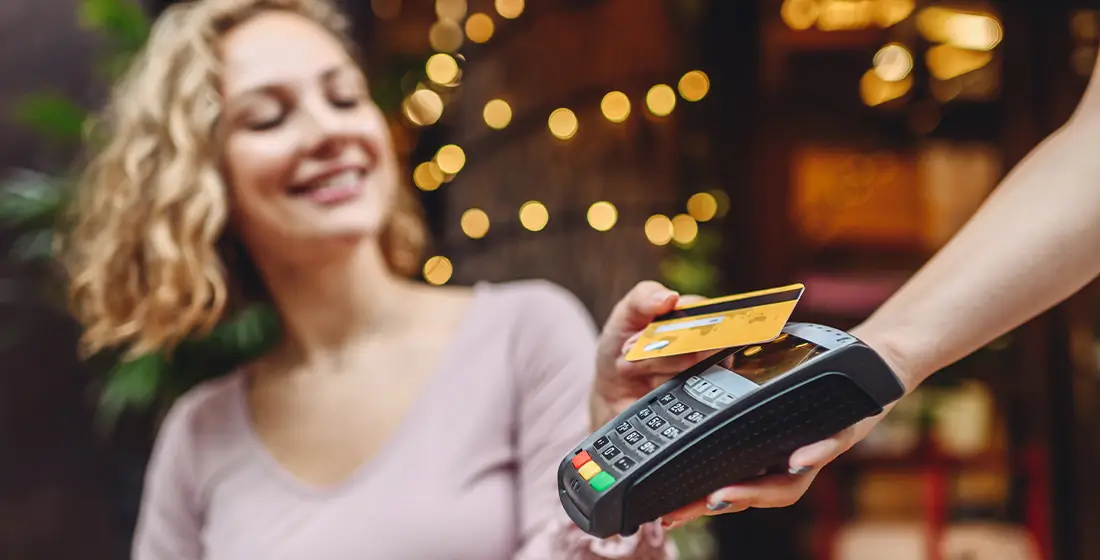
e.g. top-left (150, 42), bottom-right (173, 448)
top-left (557, 322), bottom-right (905, 538)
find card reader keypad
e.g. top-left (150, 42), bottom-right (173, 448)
top-left (570, 370), bottom-right (746, 495)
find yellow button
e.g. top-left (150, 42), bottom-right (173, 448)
top-left (578, 461), bottom-right (602, 480)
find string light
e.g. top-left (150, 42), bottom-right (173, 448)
top-left (435, 0), bottom-right (467, 20)
top-left (519, 201), bottom-right (549, 231)
top-left (426, 53), bottom-right (460, 85)
top-left (671, 214), bottom-right (699, 245)
top-left (600, 91), bottom-right (631, 123)
top-left (423, 255), bottom-right (453, 285)
top-left (686, 192), bottom-right (718, 221)
top-left (548, 108), bottom-right (578, 140)
top-left (646, 84), bottom-right (676, 116)
top-left (872, 43), bottom-right (913, 82)
top-left (465, 12), bottom-right (494, 43)
top-left (430, 19), bottom-right (464, 52)
top-left (402, 89), bottom-right (443, 126)
top-left (495, 0), bottom-right (524, 19)
top-left (461, 208), bottom-right (490, 239)
top-left (483, 99), bottom-right (512, 129)
top-left (435, 144), bottom-right (466, 174)
top-left (413, 161), bottom-right (444, 191)
top-left (678, 71), bottom-right (710, 102)
top-left (587, 201), bottom-right (618, 231)
top-left (645, 214), bottom-right (674, 246)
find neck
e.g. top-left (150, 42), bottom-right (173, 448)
top-left (252, 240), bottom-right (410, 363)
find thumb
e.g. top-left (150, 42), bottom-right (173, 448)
top-left (604, 281), bottom-right (679, 337)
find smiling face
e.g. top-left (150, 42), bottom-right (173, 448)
top-left (219, 9), bottom-right (399, 263)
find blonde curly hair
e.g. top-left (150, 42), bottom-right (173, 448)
top-left (56, 0), bottom-right (427, 360)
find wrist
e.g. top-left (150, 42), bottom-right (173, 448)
top-left (848, 322), bottom-right (926, 395)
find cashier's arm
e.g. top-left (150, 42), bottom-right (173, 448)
top-left (658, 55), bottom-right (1100, 527)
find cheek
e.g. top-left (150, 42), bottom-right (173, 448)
top-left (223, 135), bottom-right (295, 201)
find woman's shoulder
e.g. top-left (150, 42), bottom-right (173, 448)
top-left (153, 371), bottom-right (245, 449)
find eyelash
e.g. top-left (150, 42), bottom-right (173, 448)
top-left (246, 94), bottom-right (361, 131)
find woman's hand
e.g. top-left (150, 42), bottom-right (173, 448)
top-left (591, 281), bottom-right (713, 430)
top-left (594, 281), bottom-right (917, 528)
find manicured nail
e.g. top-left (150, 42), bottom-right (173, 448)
top-left (707, 501), bottom-right (732, 512)
top-left (789, 466), bottom-right (813, 475)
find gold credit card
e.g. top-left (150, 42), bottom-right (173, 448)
top-left (624, 283), bottom-right (805, 362)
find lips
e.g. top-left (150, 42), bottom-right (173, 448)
top-left (288, 167), bottom-right (367, 205)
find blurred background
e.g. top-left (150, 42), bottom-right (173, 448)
top-left (3, 0), bottom-right (1100, 558)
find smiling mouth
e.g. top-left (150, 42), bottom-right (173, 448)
top-left (287, 167), bottom-right (367, 204)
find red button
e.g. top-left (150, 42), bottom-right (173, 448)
top-left (571, 451), bottom-right (592, 469)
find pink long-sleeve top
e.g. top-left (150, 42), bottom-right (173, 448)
top-left (131, 280), bottom-right (677, 559)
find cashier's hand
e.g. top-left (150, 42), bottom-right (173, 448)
top-left (596, 281), bottom-right (902, 529)
top-left (592, 281), bottom-right (715, 430)
top-left (657, 408), bottom-right (894, 529)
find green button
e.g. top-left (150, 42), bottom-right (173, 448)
top-left (589, 471), bottom-right (615, 492)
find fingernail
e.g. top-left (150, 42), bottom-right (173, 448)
top-left (707, 501), bottom-right (732, 512)
top-left (653, 292), bottom-right (677, 305)
top-left (789, 466), bottom-right (813, 475)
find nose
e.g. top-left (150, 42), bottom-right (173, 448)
top-left (298, 100), bottom-right (355, 158)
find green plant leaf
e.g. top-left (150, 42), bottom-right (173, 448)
top-left (96, 352), bottom-right (168, 433)
top-left (0, 170), bottom-right (66, 229)
top-left (11, 229), bottom-right (55, 262)
top-left (79, 0), bottom-right (149, 53)
top-left (12, 94), bottom-right (88, 145)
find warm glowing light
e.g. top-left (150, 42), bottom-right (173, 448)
top-left (460, 208), bottom-right (490, 239)
top-left (371, 0), bottom-right (401, 20)
top-left (781, 0), bottom-right (819, 30)
top-left (646, 84), bottom-right (676, 116)
top-left (917, 7), bottom-right (1002, 51)
top-left (465, 12), bottom-right (495, 43)
top-left (430, 19), bottom-right (464, 52)
top-left (587, 201), bottom-right (618, 231)
top-left (435, 144), bottom-right (466, 174)
top-left (423, 256), bottom-right (453, 285)
top-left (873, 43), bottom-right (913, 82)
top-left (645, 214), bottom-right (674, 246)
top-left (495, 0), bottom-right (524, 19)
top-left (817, 0), bottom-right (875, 31)
top-left (875, 0), bottom-right (915, 27)
top-left (402, 89), bottom-right (444, 126)
top-left (426, 53), bottom-right (460, 85)
top-left (686, 192), bottom-right (718, 222)
top-left (678, 71), bottom-right (710, 101)
top-left (413, 161), bottom-right (444, 191)
top-left (925, 44), bottom-right (994, 80)
top-left (600, 91), bottom-right (631, 123)
top-left (860, 70), bottom-right (913, 106)
top-left (519, 201), bottom-right (549, 231)
top-left (436, 0), bottom-right (467, 21)
top-left (671, 214), bottom-right (699, 245)
top-left (483, 99), bottom-right (512, 129)
top-left (548, 108), bottom-right (578, 140)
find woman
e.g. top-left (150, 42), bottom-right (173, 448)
top-left (657, 38), bottom-right (1100, 527)
top-left (57, 0), bottom-right (692, 557)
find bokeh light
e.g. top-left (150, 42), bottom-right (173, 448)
top-left (430, 19), bottom-right (464, 52)
top-left (402, 89), bottom-right (444, 126)
top-left (686, 192), bottom-right (718, 222)
top-left (671, 214), bottom-right (699, 245)
top-left (413, 161), bottom-right (444, 191)
top-left (519, 201), bottom-right (549, 231)
top-left (678, 71), bottom-right (710, 101)
top-left (483, 99), bottom-right (512, 129)
top-left (460, 208), bottom-right (490, 239)
top-left (646, 84), bottom-right (676, 116)
top-left (872, 43), bottom-right (913, 82)
top-left (645, 214), bottom-right (674, 245)
top-left (466, 13), bottom-right (495, 43)
top-left (495, 0), bottom-right (524, 19)
top-left (587, 201), bottom-right (618, 231)
top-left (426, 53), bottom-right (460, 85)
top-left (548, 108), bottom-right (578, 140)
top-left (435, 144), bottom-right (466, 174)
top-left (600, 91), bottom-right (631, 123)
top-left (423, 256), bottom-right (453, 285)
